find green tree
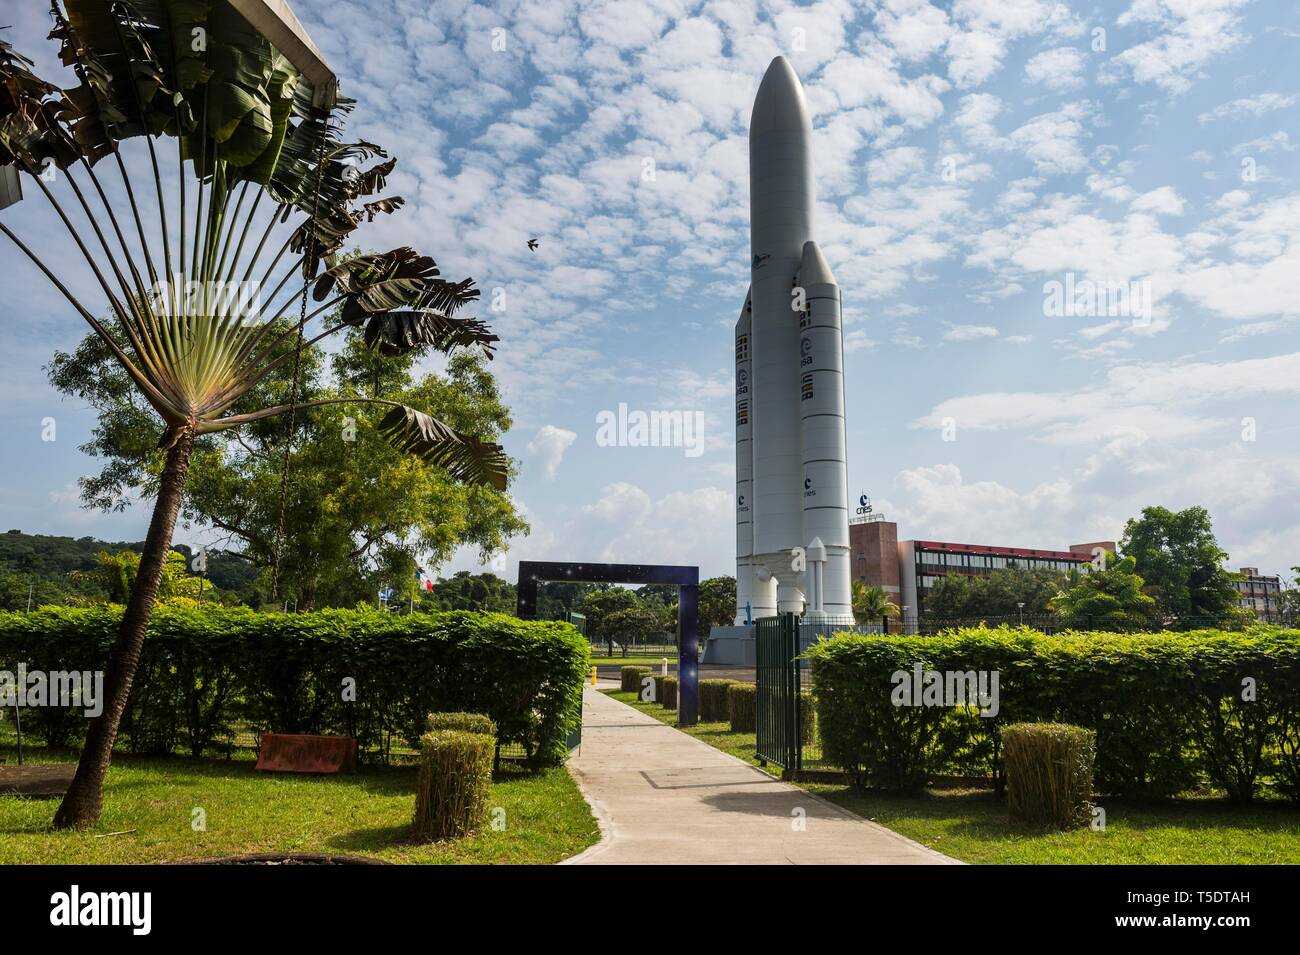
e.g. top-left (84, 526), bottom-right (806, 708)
top-left (1, 6), bottom-right (509, 828)
top-left (1050, 554), bottom-right (1160, 631)
top-left (580, 588), bottom-right (640, 656)
top-left (50, 325), bottom-right (525, 610)
top-left (851, 580), bottom-right (900, 628)
top-left (0, 564), bottom-right (84, 610)
top-left (536, 581), bottom-right (593, 621)
top-left (424, 571), bottom-right (516, 613)
top-left (605, 603), bottom-right (667, 653)
top-left (697, 576), bottom-right (736, 636)
top-left (1119, 506), bottom-right (1239, 628)
top-left (922, 567), bottom-right (1068, 623)
top-left (69, 550), bottom-right (210, 604)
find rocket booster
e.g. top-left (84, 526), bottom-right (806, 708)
top-left (736, 56), bottom-right (852, 625)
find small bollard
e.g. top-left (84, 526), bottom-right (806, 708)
top-left (661, 657), bottom-right (668, 676)
top-left (590, 665), bottom-right (598, 686)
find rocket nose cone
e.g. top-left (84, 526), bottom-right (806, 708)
top-left (799, 241), bottom-right (836, 286)
top-left (751, 55), bottom-right (811, 136)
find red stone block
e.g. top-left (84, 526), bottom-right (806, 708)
top-left (255, 734), bottom-right (358, 774)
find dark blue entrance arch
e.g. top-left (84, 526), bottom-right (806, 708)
top-left (516, 561), bottom-right (700, 726)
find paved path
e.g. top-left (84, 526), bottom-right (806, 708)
top-left (563, 686), bottom-right (960, 865)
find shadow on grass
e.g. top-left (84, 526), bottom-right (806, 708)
top-left (324, 822), bottom-right (417, 853)
top-left (821, 785), bottom-right (1300, 845)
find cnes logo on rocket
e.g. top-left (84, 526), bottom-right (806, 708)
top-left (50, 885), bottom-right (151, 935)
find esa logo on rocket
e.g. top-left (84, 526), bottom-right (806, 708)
top-left (735, 57), bottom-right (851, 626)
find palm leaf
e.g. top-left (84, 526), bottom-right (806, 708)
top-left (0, 38), bottom-right (80, 173)
top-left (49, 8), bottom-right (130, 165)
top-left (361, 195), bottom-right (403, 221)
top-left (418, 276), bottom-right (479, 315)
top-left (313, 246), bottom-right (437, 319)
top-left (63, 0), bottom-right (199, 138)
top-left (363, 309), bottom-right (498, 358)
top-left (313, 247), bottom-right (483, 323)
top-left (377, 405), bottom-right (508, 491)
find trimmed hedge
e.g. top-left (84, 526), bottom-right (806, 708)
top-left (650, 673), bottom-right (674, 707)
top-left (806, 626), bottom-right (1300, 801)
top-left (1003, 723), bottom-right (1095, 829)
top-left (729, 683), bottom-right (756, 732)
top-left (659, 675), bottom-right (678, 710)
top-left (724, 684), bottom-right (813, 740)
top-left (797, 693), bottom-right (816, 746)
top-left (0, 606), bottom-right (588, 767)
top-left (427, 712), bottom-right (497, 737)
top-left (621, 666), bottom-right (651, 694)
top-left (699, 679), bottom-right (737, 722)
top-left (411, 730), bottom-right (494, 840)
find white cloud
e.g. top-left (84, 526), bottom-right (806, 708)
top-left (868, 145), bottom-right (927, 183)
top-left (843, 329), bottom-right (877, 353)
top-left (875, 0), bottom-right (955, 62)
top-left (1104, 0), bottom-right (1251, 94)
top-left (527, 425), bottom-right (578, 479)
top-left (1231, 131), bottom-right (1296, 156)
top-left (944, 0), bottom-right (1079, 88)
top-left (577, 482), bottom-right (732, 568)
top-left (1198, 92), bottom-right (1296, 123)
top-left (1130, 186), bottom-right (1186, 216)
top-left (1024, 46), bottom-right (1087, 91)
top-left (1005, 101), bottom-right (1095, 175)
top-left (943, 323), bottom-right (999, 341)
top-left (915, 352), bottom-right (1300, 444)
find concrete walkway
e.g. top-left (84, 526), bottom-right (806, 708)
top-left (563, 686), bottom-right (960, 865)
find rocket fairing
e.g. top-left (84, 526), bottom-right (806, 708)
top-left (735, 56), bottom-right (852, 625)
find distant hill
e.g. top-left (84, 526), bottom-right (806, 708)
top-left (0, 529), bottom-right (145, 577)
top-left (0, 529), bottom-right (260, 608)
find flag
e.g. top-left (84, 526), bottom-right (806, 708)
top-left (416, 569), bottom-right (434, 593)
top-left (378, 587), bottom-right (395, 601)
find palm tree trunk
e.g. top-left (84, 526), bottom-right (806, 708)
top-left (53, 427), bottom-right (196, 830)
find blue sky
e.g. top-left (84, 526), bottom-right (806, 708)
top-left (3, 0), bottom-right (1299, 583)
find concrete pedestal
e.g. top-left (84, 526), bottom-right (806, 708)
top-left (701, 625), bottom-right (756, 665)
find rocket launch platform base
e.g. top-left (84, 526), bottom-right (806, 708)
top-left (700, 625), bottom-right (756, 666)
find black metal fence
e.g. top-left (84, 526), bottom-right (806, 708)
top-left (754, 614), bottom-right (799, 771)
top-left (755, 614), bottom-right (878, 775)
top-left (588, 634), bottom-right (678, 657)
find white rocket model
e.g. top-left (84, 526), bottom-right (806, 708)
top-left (735, 56), bottom-right (852, 625)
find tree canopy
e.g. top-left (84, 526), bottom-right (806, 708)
top-left (48, 321), bottom-right (526, 609)
top-left (1119, 505), bottom-right (1240, 628)
top-left (698, 575), bottom-right (736, 635)
top-left (921, 567), bottom-right (1070, 624)
top-left (1050, 554), bottom-right (1159, 632)
top-left (852, 581), bottom-right (900, 626)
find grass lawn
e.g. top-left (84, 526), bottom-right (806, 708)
top-left (602, 689), bottom-right (1300, 864)
top-left (0, 738), bottom-right (598, 865)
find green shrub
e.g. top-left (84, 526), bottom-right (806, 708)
top-left (621, 665), bottom-right (651, 694)
top-left (1003, 723), bottom-right (1095, 829)
top-left (411, 730), bottom-right (494, 840)
top-left (660, 675), bottom-right (678, 710)
top-left (650, 673), bottom-right (675, 707)
top-left (729, 683), bottom-right (756, 732)
top-left (700, 679), bottom-right (737, 722)
top-left (427, 712), bottom-right (498, 737)
top-left (806, 626), bottom-right (1300, 800)
top-left (798, 693), bottom-right (816, 746)
top-left (0, 606), bottom-right (588, 767)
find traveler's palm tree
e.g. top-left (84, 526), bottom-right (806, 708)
top-left (851, 581), bottom-right (900, 627)
top-left (0, 2), bottom-right (508, 829)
